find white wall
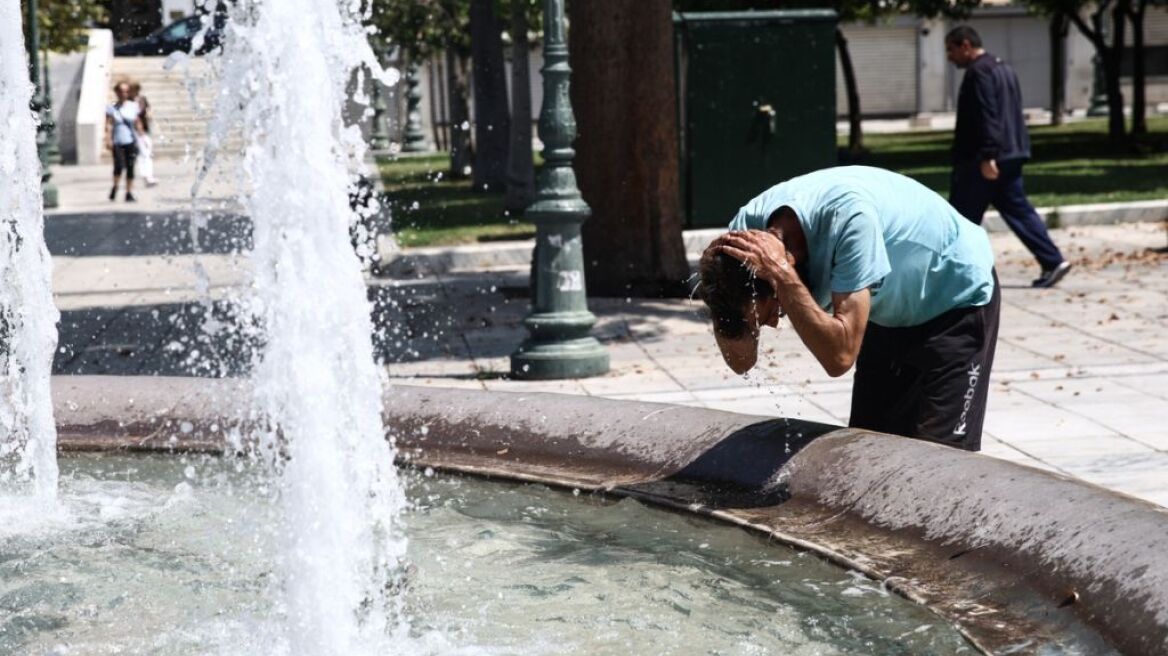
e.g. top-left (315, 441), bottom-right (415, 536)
top-left (75, 29), bottom-right (113, 165)
top-left (161, 0), bottom-right (197, 23)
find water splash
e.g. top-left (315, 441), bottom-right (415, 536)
top-left (0, 0), bottom-right (60, 510)
top-left (202, 1), bottom-right (407, 651)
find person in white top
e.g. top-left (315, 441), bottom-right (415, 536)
top-left (104, 81), bottom-right (144, 202)
top-left (128, 82), bottom-right (158, 187)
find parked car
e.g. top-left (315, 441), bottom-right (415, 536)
top-left (113, 14), bottom-right (225, 56)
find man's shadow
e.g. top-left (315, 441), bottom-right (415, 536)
top-left (623, 417), bottom-right (840, 509)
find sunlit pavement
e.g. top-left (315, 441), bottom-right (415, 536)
top-left (44, 161), bottom-right (1168, 507)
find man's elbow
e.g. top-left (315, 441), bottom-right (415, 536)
top-left (822, 354), bottom-right (856, 378)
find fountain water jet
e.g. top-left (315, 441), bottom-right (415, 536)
top-left (0, 0), bottom-right (60, 513)
top-left (203, 1), bottom-right (410, 652)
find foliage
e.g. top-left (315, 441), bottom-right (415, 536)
top-left (365, 0), bottom-right (470, 58)
top-left (674, 0), bottom-right (981, 22)
top-left (20, 0), bottom-right (107, 53)
top-left (364, 0), bottom-right (538, 57)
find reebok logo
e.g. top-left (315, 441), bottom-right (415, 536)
top-left (953, 364), bottom-right (981, 436)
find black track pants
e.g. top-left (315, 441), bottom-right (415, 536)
top-left (848, 271), bottom-right (1000, 451)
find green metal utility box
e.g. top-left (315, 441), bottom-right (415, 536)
top-left (674, 11), bottom-right (837, 228)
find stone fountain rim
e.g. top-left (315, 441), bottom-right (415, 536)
top-left (51, 375), bottom-right (1168, 655)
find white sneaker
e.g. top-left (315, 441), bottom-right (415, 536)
top-left (1032, 261), bottom-right (1072, 288)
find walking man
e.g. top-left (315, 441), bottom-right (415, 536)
top-left (946, 26), bottom-right (1071, 288)
top-left (699, 166), bottom-right (999, 451)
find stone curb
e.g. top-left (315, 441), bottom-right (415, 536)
top-left (50, 376), bottom-right (1167, 654)
top-left (374, 199), bottom-right (1168, 278)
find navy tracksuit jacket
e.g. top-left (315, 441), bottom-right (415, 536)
top-left (949, 53), bottom-right (1064, 270)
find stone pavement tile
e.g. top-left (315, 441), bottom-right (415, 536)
top-left (389, 377), bottom-right (486, 391)
top-left (788, 389), bottom-right (852, 423)
top-left (601, 390), bottom-right (702, 406)
top-left (688, 385), bottom-right (790, 403)
top-left (1066, 452), bottom-right (1168, 496)
top-left (469, 356), bottom-right (511, 378)
top-left (1123, 432), bottom-right (1168, 452)
top-left (384, 359), bottom-right (478, 378)
top-left (983, 396), bottom-right (1111, 442)
top-left (985, 341), bottom-right (1062, 373)
top-left (578, 369), bottom-right (684, 396)
top-left (635, 332), bottom-right (718, 359)
top-left (605, 360), bottom-right (663, 380)
top-left (1130, 490), bottom-right (1168, 508)
top-left (694, 392), bottom-right (839, 425)
top-left (1000, 331), bottom-right (1156, 367)
top-left (665, 366), bottom-right (756, 391)
top-left (1005, 377), bottom-right (1163, 406)
top-left (1013, 434), bottom-right (1153, 464)
top-left (1064, 399), bottom-right (1168, 438)
top-left (481, 378), bottom-right (590, 395)
top-left (1110, 338), bottom-right (1168, 360)
top-left (461, 332), bottom-right (526, 362)
top-left (599, 341), bottom-right (653, 365)
top-left (997, 301), bottom-right (1062, 329)
top-left (978, 445), bottom-right (1062, 475)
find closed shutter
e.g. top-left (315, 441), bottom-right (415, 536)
top-left (1145, 7), bottom-right (1168, 44)
top-left (836, 26), bottom-right (918, 116)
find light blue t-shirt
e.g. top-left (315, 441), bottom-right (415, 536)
top-left (106, 101), bottom-right (140, 146)
top-left (728, 166), bottom-right (994, 328)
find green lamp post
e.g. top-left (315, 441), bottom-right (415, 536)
top-left (1086, 52), bottom-right (1109, 117)
top-left (1087, 12), bottom-right (1109, 117)
top-left (42, 49), bottom-right (62, 165)
top-left (369, 43), bottom-right (391, 151)
top-left (509, 0), bottom-right (608, 380)
top-left (25, 0), bottom-right (58, 208)
top-left (401, 60), bottom-right (428, 152)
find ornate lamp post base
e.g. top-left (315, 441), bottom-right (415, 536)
top-left (511, 334), bottom-right (609, 379)
top-left (401, 62), bottom-right (428, 152)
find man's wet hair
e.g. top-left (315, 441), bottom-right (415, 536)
top-left (697, 248), bottom-right (772, 340)
top-left (946, 26), bottom-right (982, 48)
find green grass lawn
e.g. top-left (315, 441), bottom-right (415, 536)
top-left (853, 116), bottom-right (1168, 208)
top-left (375, 154), bottom-right (534, 248)
top-left (379, 117), bottom-right (1168, 248)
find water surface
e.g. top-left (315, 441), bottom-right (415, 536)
top-left (0, 454), bottom-right (976, 655)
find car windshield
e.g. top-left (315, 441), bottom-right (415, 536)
top-left (160, 16), bottom-right (201, 41)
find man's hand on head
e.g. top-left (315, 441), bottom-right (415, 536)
top-left (718, 230), bottom-right (796, 290)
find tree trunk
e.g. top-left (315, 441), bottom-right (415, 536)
top-left (1073, 2), bottom-right (1126, 142)
top-left (504, 6), bottom-right (535, 213)
top-left (568, 0), bottom-right (690, 297)
top-left (1106, 0), bottom-right (1127, 141)
top-left (446, 49), bottom-right (473, 179)
top-left (835, 28), bottom-right (863, 156)
top-left (1049, 15), bottom-right (1068, 126)
top-left (1127, 0), bottom-right (1148, 136)
top-left (469, 0), bottom-right (511, 192)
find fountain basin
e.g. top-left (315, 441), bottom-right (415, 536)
top-left (49, 376), bottom-right (1168, 654)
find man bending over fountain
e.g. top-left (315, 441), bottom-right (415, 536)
top-left (698, 166), bottom-right (999, 451)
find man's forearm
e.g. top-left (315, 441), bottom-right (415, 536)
top-left (771, 269), bottom-right (863, 377)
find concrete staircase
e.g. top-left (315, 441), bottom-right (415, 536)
top-left (110, 56), bottom-right (243, 161)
